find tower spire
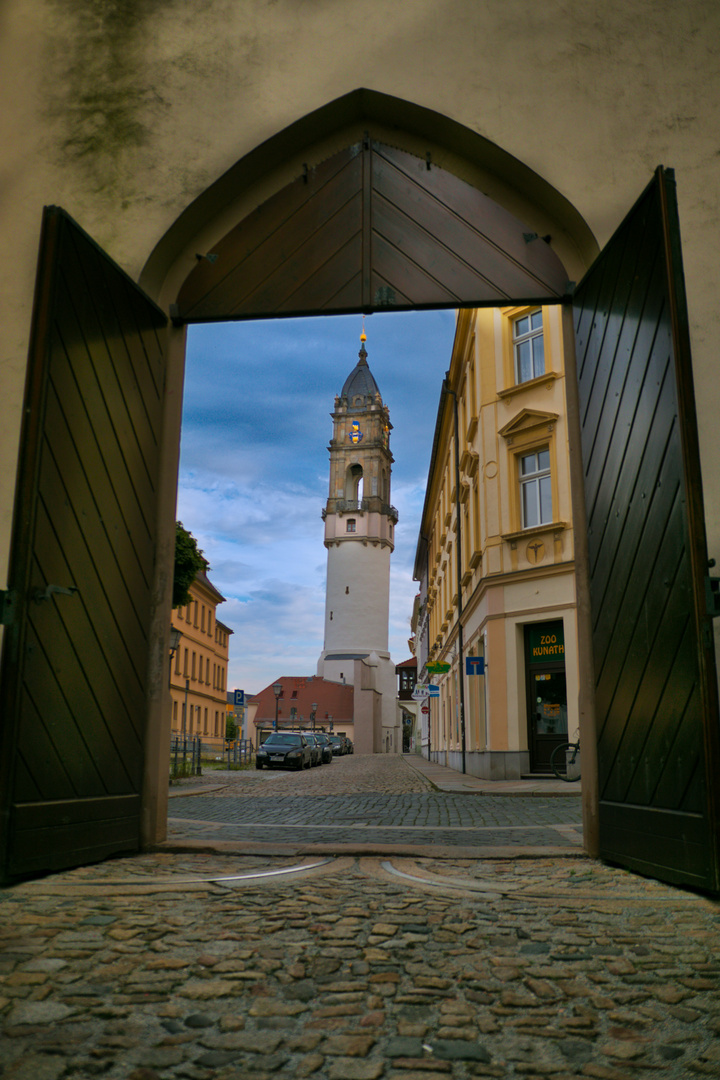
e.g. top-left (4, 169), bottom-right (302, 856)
top-left (359, 317), bottom-right (367, 364)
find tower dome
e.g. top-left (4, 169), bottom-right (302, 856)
top-left (340, 341), bottom-right (381, 407)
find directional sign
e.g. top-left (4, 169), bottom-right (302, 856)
top-left (233, 689), bottom-right (245, 707)
top-left (427, 685), bottom-right (440, 698)
top-left (466, 656), bottom-right (485, 675)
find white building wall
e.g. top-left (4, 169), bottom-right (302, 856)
top-left (321, 541), bottom-right (391, 656)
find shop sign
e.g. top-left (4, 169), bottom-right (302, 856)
top-left (528, 623), bottom-right (565, 664)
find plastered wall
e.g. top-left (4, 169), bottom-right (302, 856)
top-left (2, 0), bottom-right (720, 598)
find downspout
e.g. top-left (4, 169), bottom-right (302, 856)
top-left (443, 375), bottom-right (467, 775)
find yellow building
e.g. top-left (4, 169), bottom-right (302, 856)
top-left (413, 306), bottom-right (579, 778)
top-left (170, 570), bottom-right (233, 749)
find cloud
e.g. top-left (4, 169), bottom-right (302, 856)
top-left (180, 310), bottom-right (456, 694)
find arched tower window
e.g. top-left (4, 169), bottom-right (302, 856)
top-left (345, 463), bottom-right (363, 503)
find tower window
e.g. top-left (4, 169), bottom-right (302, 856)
top-left (347, 519), bottom-right (356, 532)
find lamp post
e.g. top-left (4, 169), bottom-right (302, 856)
top-left (311, 702), bottom-right (317, 731)
top-left (169, 628), bottom-right (183, 686)
top-left (273, 682), bottom-right (282, 731)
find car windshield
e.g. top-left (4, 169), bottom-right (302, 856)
top-left (262, 734), bottom-right (302, 746)
top-left (315, 735), bottom-right (328, 744)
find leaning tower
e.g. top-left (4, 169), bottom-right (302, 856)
top-left (316, 331), bottom-right (401, 751)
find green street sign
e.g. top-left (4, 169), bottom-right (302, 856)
top-left (427, 662), bottom-right (451, 673)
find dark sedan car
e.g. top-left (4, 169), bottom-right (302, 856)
top-left (311, 732), bottom-right (334, 764)
top-left (327, 735), bottom-right (346, 756)
top-left (301, 733), bottom-right (323, 767)
top-left (256, 733), bottom-right (312, 770)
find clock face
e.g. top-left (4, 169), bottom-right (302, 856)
top-left (348, 422), bottom-right (363, 444)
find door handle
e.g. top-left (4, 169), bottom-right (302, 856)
top-left (33, 585), bottom-right (79, 604)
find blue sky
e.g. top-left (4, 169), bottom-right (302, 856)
top-left (178, 310), bottom-right (457, 695)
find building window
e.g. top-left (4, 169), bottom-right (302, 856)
top-left (514, 309), bottom-right (544, 384)
top-left (347, 519), bottom-right (356, 533)
top-left (520, 448), bottom-right (552, 528)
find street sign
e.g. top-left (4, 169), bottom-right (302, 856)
top-left (426, 662), bottom-right (451, 674)
top-left (427, 685), bottom-right (440, 697)
top-left (233, 689), bottom-right (245, 707)
top-left (421, 705), bottom-right (429, 714)
top-left (466, 656), bottom-right (485, 675)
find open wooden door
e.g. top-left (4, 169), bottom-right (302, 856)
top-left (0, 207), bottom-right (167, 881)
top-left (573, 168), bottom-right (720, 890)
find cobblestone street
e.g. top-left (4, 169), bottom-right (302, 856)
top-left (1, 755), bottom-right (719, 1080)
top-left (166, 756), bottom-right (583, 855)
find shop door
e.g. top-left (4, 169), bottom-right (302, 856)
top-left (573, 168), bottom-right (720, 890)
top-left (0, 207), bottom-right (167, 881)
top-left (528, 666), bottom-right (568, 772)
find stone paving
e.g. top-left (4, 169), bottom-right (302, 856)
top-left (167, 756), bottom-right (583, 854)
top-left (1, 851), bottom-right (719, 1080)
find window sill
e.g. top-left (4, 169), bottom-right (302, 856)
top-left (502, 520), bottom-right (568, 544)
top-left (497, 371), bottom-right (559, 399)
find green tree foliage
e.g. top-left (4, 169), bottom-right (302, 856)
top-left (173, 522), bottom-right (207, 607)
top-left (225, 715), bottom-right (238, 742)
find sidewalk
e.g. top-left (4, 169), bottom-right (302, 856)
top-left (403, 754), bottom-right (582, 796)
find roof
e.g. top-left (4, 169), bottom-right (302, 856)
top-left (395, 657), bottom-right (417, 670)
top-left (249, 675), bottom-right (354, 724)
top-left (192, 568), bottom-right (226, 605)
top-left (340, 343), bottom-right (381, 404)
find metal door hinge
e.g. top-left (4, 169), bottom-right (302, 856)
top-left (0, 590), bottom-right (16, 626)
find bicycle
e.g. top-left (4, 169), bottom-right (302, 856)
top-left (550, 732), bottom-right (581, 782)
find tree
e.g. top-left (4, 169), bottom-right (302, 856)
top-left (225, 715), bottom-right (238, 742)
top-left (173, 522), bottom-right (207, 607)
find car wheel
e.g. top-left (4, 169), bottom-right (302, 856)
top-left (256, 762), bottom-right (263, 770)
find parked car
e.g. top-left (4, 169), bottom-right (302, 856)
top-left (301, 733), bottom-right (323, 767)
top-left (312, 732), bottom-right (334, 764)
top-left (256, 732), bottom-right (312, 770)
top-left (328, 735), bottom-right (346, 756)
top-left (344, 738), bottom-right (354, 754)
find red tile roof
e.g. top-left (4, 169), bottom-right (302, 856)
top-left (249, 675), bottom-right (354, 725)
top-left (395, 657), bottom-right (417, 670)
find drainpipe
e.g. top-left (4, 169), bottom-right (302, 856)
top-left (443, 376), bottom-right (467, 775)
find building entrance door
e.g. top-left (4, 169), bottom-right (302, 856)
top-left (525, 622), bottom-right (567, 772)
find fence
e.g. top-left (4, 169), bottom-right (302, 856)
top-left (170, 734), bottom-right (202, 778)
top-left (223, 739), bottom-right (254, 767)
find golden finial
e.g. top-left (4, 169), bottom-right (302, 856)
top-left (360, 315), bottom-right (367, 343)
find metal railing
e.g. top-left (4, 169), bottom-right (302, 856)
top-left (170, 734), bottom-right (202, 777)
top-left (223, 738), bottom-right (254, 767)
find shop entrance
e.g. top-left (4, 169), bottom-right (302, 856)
top-left (525, 623), bottom-right (568, 773)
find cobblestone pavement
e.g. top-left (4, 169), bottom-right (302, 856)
top-left (1, 852), bottom-right (719, 1080)
top-left (167, 757), bottom-right (583, 853)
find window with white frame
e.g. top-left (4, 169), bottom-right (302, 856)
top-left (520, 448), bottom-right (552, 528)
top-left (513, 309), bottom-right (544, 383)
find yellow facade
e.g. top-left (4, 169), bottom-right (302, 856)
top-left (169, 571), bottom-right (232, 749)
top-left (414, 306), bottom-right (579, 778)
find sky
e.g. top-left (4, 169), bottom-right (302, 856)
top-left (178, 310), bottom-right (457, 696)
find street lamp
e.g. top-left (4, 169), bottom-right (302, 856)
top-left (273, 682), bottom-right (282, 731)
top-left (169, 628), bottom-right (183, 689)
top-left (311, 702), bottom-right (317, 731)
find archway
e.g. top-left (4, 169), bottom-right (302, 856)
top-left (2, 92), bottom-right (717, 892)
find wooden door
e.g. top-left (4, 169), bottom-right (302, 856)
top-left (573, 168), bottom-right (720, 890)
top-left (0, 207), bottom-right (167, 881)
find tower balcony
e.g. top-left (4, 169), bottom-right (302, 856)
top-left (322, 497), bottom-right (398, 522)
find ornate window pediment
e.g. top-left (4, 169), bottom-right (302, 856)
top-left (498, 409), bottom-right (558, 440)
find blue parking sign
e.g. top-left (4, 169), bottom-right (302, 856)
top-left (234, 689), bottom-right (245, 707)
